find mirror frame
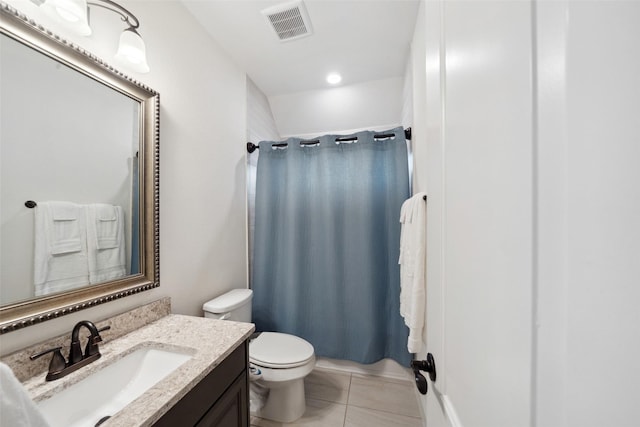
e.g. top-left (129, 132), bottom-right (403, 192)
top-left (0, 3), bottom-right (160, 333)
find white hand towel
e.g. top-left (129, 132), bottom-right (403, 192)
top-left (398, 196), bottom-right (415, 317)
top-left (86, 204), bottom-right (126, 284)
top-left (34, 202), bottom-right (90, 296)
top-left (398, 192), bottom-right (427, 353)
top-left (49, 203), bottom-right (82, 254)
top-left (94, 204), bottom-right (119, 249)
top-left (0, 362), bottom-right (50, 427)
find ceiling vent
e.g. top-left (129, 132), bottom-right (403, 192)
top-left (261, 1), bottom-right (313, 42)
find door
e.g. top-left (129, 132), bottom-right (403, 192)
top-left (422, 1), bottom-right (534, 426)
top-left (421, 1), bottom-right (640, 426)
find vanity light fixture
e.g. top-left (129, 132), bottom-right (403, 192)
top-left (326, 72), bottom-right (342, 85)
top-left (41, 0), bottom-right (91, 34)
top-left (40, 0), bottom-right (150, 73)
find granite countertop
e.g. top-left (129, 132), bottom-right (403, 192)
top-left (22, 314), bottom-right (255, 427)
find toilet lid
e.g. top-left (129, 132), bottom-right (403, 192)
top-left (250, 332), bottom-right (315, 368)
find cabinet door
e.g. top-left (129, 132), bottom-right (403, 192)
top-left (196, 373), bottom-right (248, 427)
top-left (154, 343), bottom-right (248, 427)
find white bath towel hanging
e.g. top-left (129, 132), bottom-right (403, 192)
top-left (34, 201), bottom-right (90, 296)
top-left (399, 192), bottom-right (427, 353)
top-left (86, 204), bottom-right (126, 284)
top-left (0, 362), bottom-right (50, 427)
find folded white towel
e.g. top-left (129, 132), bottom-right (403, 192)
top-left (398, 192), bottom-right (427, 353)
top-left (94, 204), bottom-right (119, 249)
top-left (50, 203), bottom-right (78, 220)
top-left (49, 202), bottom-right (82, 254)
top-left (34, 202), bottom-right (89, 296)
top-left (86, 204), bottom-right (126, 284)
top-left (0, 362), bottom-right (50, 427)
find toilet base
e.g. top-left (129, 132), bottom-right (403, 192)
top-left (250, 378), bottom-right (306, 423)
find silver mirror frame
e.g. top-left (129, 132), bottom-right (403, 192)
top-left (0, 3), bottom-right (160, 333)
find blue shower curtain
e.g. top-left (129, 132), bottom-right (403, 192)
top-left (252, 126), bottom-right (411, 366)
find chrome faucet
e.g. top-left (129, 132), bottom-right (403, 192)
top-left (30, 320), bottom-right (111, 381)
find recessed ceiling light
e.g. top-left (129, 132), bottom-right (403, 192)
top-left (326, 73), bottom-right (342, 85)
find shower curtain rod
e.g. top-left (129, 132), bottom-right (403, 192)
top-left (246, 127), bottom-right (412, 153)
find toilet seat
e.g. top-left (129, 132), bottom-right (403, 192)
top-left (250, 332), bottom-right (315, 369)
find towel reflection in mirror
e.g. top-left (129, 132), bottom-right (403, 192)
top-left (34, 201), bottom-right (126, 296)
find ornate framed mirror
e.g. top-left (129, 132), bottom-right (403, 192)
top-left (0, 3), bottom-right (159, 333)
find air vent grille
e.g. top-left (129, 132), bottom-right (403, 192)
top-left (262, 1), bottom-right (313, 42)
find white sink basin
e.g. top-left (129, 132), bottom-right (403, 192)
top-left (36, 346), bottom-right (192, 427)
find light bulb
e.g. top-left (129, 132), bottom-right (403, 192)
top-left (41, 0), bottom-right (91, 36)
top-left (326, 73), bottom-right (342, 85)
top-left (115, 28), bottom-right (150, 73)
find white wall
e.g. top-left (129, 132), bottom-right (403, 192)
top-left (247, 78), bottom-right (281, 145)
top-left (269, 77), bottom-right (404, 138)
top-left (408, 1), bottom-right (428, 200)
top-left (246, 77), bottom-right (280, 286)
top-left (0, 0), bottom-right (248, 354)
top-left (401, 52), bottom-right (413, 131)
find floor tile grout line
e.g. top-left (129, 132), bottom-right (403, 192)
top-left (306, 396), bottom-right (347, 405)
top-left (346, 372), bottom-right (353, 406)
top-left (342, 373), bottom-right (352, 427)
top-left (350, 375), bottom-right (413, 387)
top-left (346, 401), bottom-right (423, 420)
top-left (312, 368), bottom-right (413, 387)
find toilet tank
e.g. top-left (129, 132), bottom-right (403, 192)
top-left (203, 289), bottom-right (253, 322)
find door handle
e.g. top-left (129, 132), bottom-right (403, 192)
top-left (411, 353), bottom-right (436, 395)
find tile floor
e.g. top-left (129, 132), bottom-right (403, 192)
top-left (250, 368), bottom-right (424, 427)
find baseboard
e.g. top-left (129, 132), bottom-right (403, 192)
top-left (442, 394), bottom-right (463, 427)
top-left (314, 356), bottom-right (412, 382)
top-left (414, 383), bottom-right (428, 426)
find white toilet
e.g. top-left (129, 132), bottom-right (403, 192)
top-left (203, 289), bottom-right (315, 423)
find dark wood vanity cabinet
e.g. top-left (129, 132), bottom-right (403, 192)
top-left (154, 342), bottom-right (249, 427)
top-left (195, 373), bottom-right (247, 427)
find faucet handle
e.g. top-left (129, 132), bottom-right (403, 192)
top-left (30, 346), bottom-right (67, 374)
top-left (84, 325), bottom-right (111, 357)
